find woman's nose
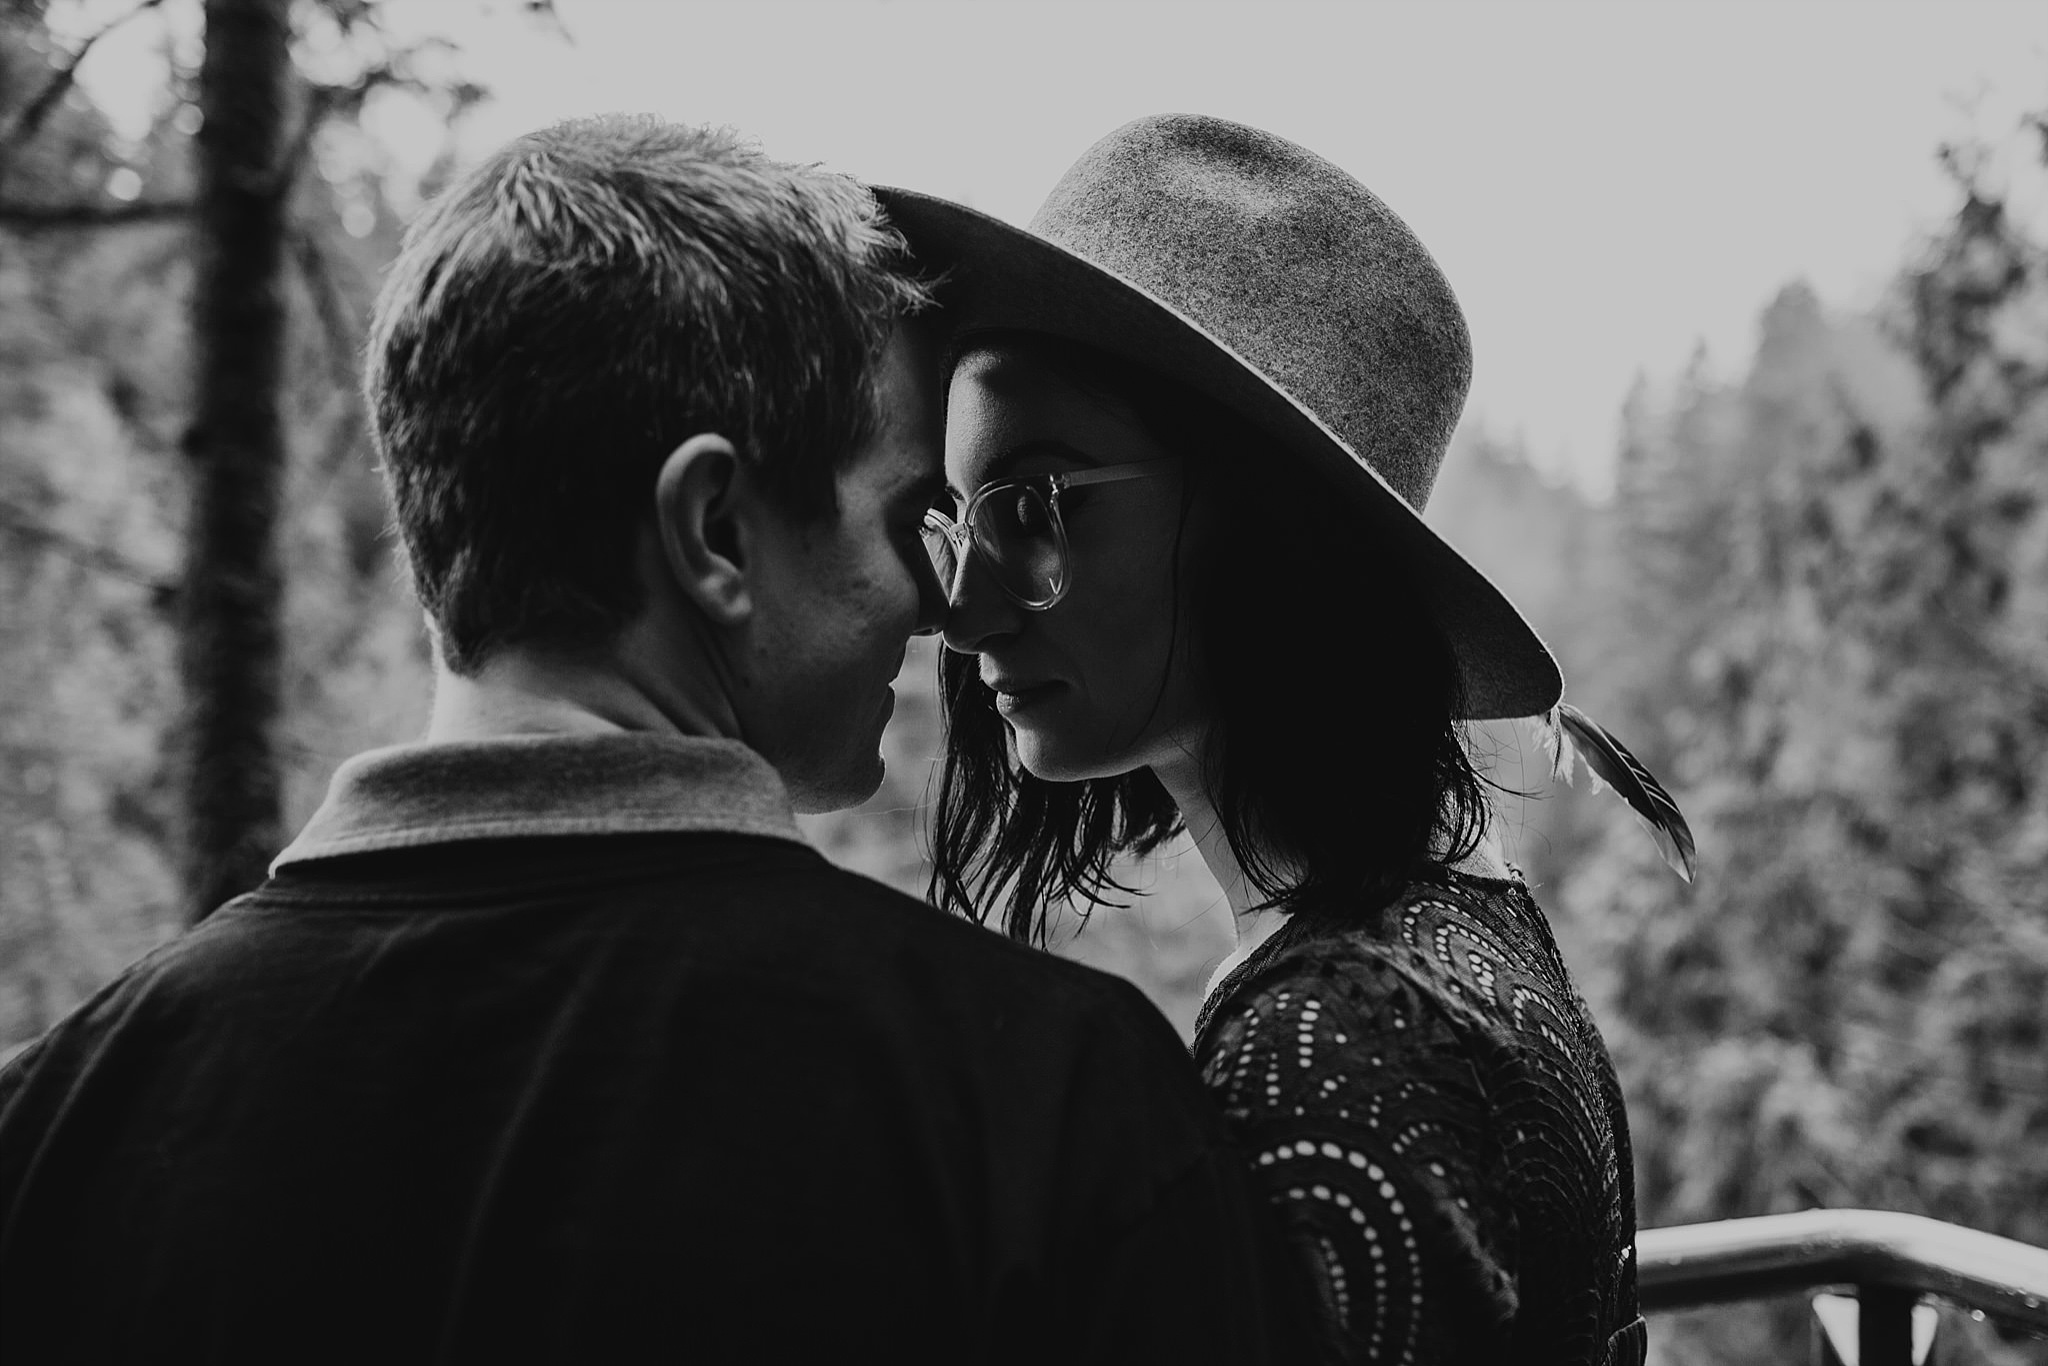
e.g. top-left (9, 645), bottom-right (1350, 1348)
top-left (940, 543), bottom-right (1023, 655)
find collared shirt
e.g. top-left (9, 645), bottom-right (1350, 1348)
top-left (0, 732), bottom-right (1301, 1365)
top-left (272, 732), bottom-right (808, 867)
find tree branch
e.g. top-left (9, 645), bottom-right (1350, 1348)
top-left (0, 0), bottom-right (170, 165)
top-left (268, 59), bottom-right (441, 202)
top-left (0, 499), bottom-right (178, 604)
top-left (290, 221), bottom-right (359, 390)
top-left (289, 220), bottom-right (372, 498)
top-left (0, 198), bottom-right (193, 229)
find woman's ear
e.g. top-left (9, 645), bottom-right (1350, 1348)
top-left (654, 434), bottom-right (753, 626)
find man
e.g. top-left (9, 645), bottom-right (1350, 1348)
top-left (0, 116), bottom-right (1292, 1363)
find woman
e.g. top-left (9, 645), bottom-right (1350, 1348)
top-left (881, 116), bottom-right (1685, 1364)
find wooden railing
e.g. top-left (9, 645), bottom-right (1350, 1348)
top-left (1638, 1209), bottom-right (2048, 1365)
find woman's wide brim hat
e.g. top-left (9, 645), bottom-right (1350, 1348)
top-left (876, 113), bottom-right (1562, 721)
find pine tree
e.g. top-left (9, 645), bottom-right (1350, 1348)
top-left (1576, 126), bottom-right (2048, 1366)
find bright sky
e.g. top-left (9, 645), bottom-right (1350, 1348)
top-left (63, 0), bottom-right (2048, 495)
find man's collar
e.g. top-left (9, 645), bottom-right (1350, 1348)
top-left (272, 732), bottom-right (806, 873)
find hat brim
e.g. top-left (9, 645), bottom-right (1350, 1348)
top-left (877, 186), bottom-right (1562, 722)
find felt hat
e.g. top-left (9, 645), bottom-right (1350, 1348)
top-left (877, 113), bottom-right (1562, 721)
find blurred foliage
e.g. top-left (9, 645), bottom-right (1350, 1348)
top-left (1562, 159), bottom-right (2048, 1363)
top-left (3, 8), bottom-right (2047, 1360)
top-left (0, 1), bottom-right (452, 1048)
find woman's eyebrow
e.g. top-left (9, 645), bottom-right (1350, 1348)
top-left (945, 439), bottom-right (1101, 500)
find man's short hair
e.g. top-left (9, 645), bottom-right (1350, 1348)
top-left (364, 115), bottom-right (931, 674)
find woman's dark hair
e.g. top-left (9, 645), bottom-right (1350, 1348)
top-left (928, 333), bottom-right (1490, 944)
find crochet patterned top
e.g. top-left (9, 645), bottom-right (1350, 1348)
top-left (1192, 867), bottom-right (1648, 1366)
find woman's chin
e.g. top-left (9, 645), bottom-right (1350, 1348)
top-left (1010, 727), bottom-right (1130, 784)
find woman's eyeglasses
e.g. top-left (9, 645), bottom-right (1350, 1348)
top-left (921, 459), bottom-right (1177, 610)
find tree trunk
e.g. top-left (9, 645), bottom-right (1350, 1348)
top-left (179, 0), bottom-right (292, 922)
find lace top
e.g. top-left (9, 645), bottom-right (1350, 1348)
top-left (1193, 868), bottom-right (1648, 1365)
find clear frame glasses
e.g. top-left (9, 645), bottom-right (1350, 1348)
top-left (921, 459), bottom-right (1178, 610)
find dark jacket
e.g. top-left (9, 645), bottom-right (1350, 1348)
top-left (0, 733), bottom-right (1295, 1364)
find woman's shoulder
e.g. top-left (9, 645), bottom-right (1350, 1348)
top-left (1191, 877), bottom-right (1497, 1112)
top-left (1194, 866), bottom-right (1590, 1067)
top-left (1377, 867), bottom-right (1582, 996)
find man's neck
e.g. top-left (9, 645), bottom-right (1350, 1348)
top-left (425, 643), bottom-right (740, 744)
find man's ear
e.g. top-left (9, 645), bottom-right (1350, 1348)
top-left (654, 434), bottom-right (754, 626)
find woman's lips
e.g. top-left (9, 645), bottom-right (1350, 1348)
top-left (991, 680), bottom-right (1063, 715)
